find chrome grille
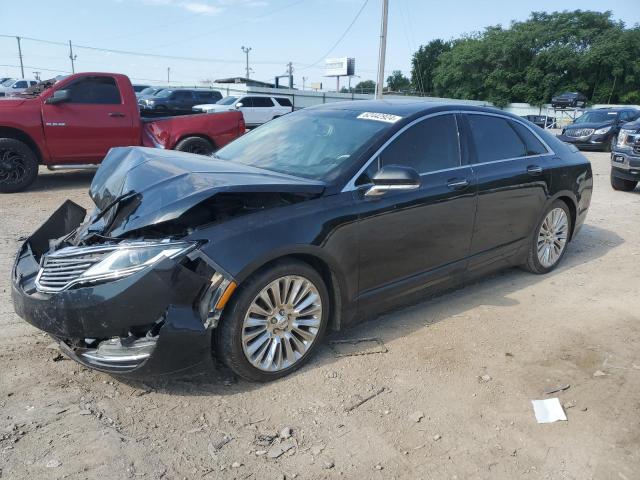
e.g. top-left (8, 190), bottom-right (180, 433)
top-left (565, 128), bottom-right (594, 138)
top-left (35, 248), bottom-right (112, 293)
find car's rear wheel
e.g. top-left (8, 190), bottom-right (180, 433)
top-left (216, 259), bottom-right (329, 382)
top-left (611, 173), bottom-right (638, 191)
top-left (523, 200), bottom-right (571, 274)
top-left (174, 136), bottom-right (215, 156)
top-left (0, 138), bottom-right (39, 193)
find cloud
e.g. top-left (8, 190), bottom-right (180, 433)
top-left (181, 2), bottom-right (222, 14)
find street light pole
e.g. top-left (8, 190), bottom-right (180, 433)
top-left (375, 0), bottom-right (389, 99)
top-left (241, 46), bottom-right (252, 79)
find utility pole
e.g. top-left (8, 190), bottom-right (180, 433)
top-left (375, 0), bottom-right (389, 99)
top-left (287, 62), bottom-right (294, 89)
top-left (302, 76), bottom-right (307, 90)
top-left (241, 46), bottom-right (252, 79)
top-left (16, 36), bottom-right (24, 79)
top-left (167, 67), bottom-right (170, 84)
top-left (68, 40), bottom-right (77, 74)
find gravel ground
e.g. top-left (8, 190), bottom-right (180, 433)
top-left (1, 152), bottom-right (639, 480)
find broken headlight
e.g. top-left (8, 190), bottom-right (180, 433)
top-left (81, 242), bottom-right (196, 281)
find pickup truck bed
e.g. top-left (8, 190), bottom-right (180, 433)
top-left (0, 72), bottom-right (245, 193)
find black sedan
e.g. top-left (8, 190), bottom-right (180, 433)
top-left (12, 101), bottom-right (593, 382)
top-left (551, 92), bottom-right (587, 109)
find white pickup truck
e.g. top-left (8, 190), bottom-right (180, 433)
top-left (193, 94), bottom-right (293, 127)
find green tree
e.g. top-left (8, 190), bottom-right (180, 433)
top-left (414, 10), bottom-right (640, 106)
top-left (354, 79), bottom-right (376, 94)
top-left (411, 39), bottom-right (451, 95)
top-left (386, 70), bottom-right (411, 92)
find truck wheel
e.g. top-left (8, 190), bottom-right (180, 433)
top-left (175, 137), bottom-right (215, 156)
top-left (0, 138), bottom-right (39, 193)
top-left (611, 173), bottom-right (637, 191)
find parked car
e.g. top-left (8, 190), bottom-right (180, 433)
top-left (139, 89), bottom-right (222, 114)
top-left (610, 120), bottom-right (640, 191)
top-left (11, 101), bottom-right (592, 382)
top-left (132, 84), bottom-right (151, 94)
top-left (0, 72), bottom-right (245, 192)
top-left (0, 78), bottom-right (38, 97)
top-left (556, 108), bottom-right (640, 151)
top-left (551, 92), bottom-right (587, 109)
top-left (0, 77), bottom-right (13, 85)
top-left (193, 95), bottom-right (293, 127)
top-left (136, 86), bottom-right (165, 99)
top-left (521, 115), bottom-right (556, 129)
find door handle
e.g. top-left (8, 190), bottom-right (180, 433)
top-left (527, 165), bottom-right (543, 175)
top-left (446, 179), bottom-right (470, 190)
top-left (109, 112), bottom-right (125, 117)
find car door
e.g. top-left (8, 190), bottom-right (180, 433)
top-left (355, 113), bottom-right (477, 303)
top-left (237, 96), bottom-right (256, 124)
top-left (42, 75), bottom-right (136, 164)
top-left (463, 113), bottom-right (553, 275)
top-left (251, 97), bottom-right (276, 124)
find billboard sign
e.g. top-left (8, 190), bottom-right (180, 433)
top-left (325, 57), bottom-right (355, 77)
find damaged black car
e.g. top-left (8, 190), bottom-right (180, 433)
top-left (12, 101), bottom-right (592, 382)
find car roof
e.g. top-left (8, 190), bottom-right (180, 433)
top-left (307, 99), bottom-right (503, 117)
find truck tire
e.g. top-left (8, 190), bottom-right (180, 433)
top-left (611, 172), bottom-right (637, 191)
top-left (175, 137), bottom-right (215, 156)
top-left (0, 138), bottom-right (39, 193)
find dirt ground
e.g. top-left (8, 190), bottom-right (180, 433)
top-left (1, 152), bottom-right (639, 480)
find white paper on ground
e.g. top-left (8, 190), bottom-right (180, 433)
top-left (531, 398), bottom-right (567, 423)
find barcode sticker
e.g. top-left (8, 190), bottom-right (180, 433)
top-left (357, 112), bottom-right (402, 123)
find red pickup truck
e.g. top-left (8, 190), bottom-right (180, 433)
top-left (0, 72), bottom-right (245, 193)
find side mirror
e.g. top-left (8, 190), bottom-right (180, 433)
top-left (235, 102), bottom-right (243, 109)
top-left (46, 89), bottom-right (71, 105)
top-left (365, 165), bottom-right (421, 197)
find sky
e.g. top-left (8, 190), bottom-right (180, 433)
top-left (1, 0), bottom-right (639, 90)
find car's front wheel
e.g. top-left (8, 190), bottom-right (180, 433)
top-left (216, 259), bottom-right (330, 382)
top-left (611, 173), bottom-right (638, 191)
top-left (523, 200), bottom-right (571, 274)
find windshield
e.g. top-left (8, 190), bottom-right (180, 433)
top-left (139, 87), bottom-right (156, 95)
top-left (574, 111), bottom-right (617, 124)
top-left (1, 79), bottom-right (14, 87)
top-left (217, 96), bottom-right (238, 105)
top-left (214, 109), bottom-right (391, 182)
top-left (155, 89), bottom-right (173, 98)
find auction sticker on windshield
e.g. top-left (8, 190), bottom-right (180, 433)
top-left (357, 112), bottom-right (402, 123)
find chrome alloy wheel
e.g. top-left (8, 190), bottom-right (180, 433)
top-left (537, 207), bottom-right (569, 268)
top-left (241, 275), bottom-right (322, 372)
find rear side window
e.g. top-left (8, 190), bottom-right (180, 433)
top-left (275, 97), bottom-right (293, 107)
top-left (252, 97), bottom-right (274, 107)
top-left (196, 91), bottom-right (221, 101)
top-left (509, 121), bottom-right (547, 155)
top-left (66, 76), bottom-right (121, 104)
top-left (173, 91), bottom-right (194, 100)
top-left (380, 114), bottom-right (461, 174)
top-left (468, 115), bottom-right (527, 162)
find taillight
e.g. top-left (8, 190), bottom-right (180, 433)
top-left (239, 116), bottom-right (246, 135)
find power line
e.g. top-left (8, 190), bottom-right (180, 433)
top-left (300, 0), bottom-right (370, 70)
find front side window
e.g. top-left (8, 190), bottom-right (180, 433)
top-left (66, 76), bottom-right (121, 104)
top-left (468, 115), bottom-right (530, 162)
top-left (14, 81), bottom-right (27, 88)
top-left (378, 114), bottom-right (461, 174)
top-left (251, 97), bottom-right (274, 108)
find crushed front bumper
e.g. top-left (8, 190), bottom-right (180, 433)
top-left (11, 201), bottom-right (230, 378)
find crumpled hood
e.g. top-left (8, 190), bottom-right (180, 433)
top-left (89, 147), bottom-right (325, 237)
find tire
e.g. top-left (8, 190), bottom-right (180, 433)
top-left (611, 173), bottom-right (637, 191)
top-left (0, 138), bottom-right (39, 193)
top-left (522, 200), bottom-right (572, 274)
top-left (174, 137), bottom-right (215, 156)
top-left (216, 259), bottom-right (330, 382)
